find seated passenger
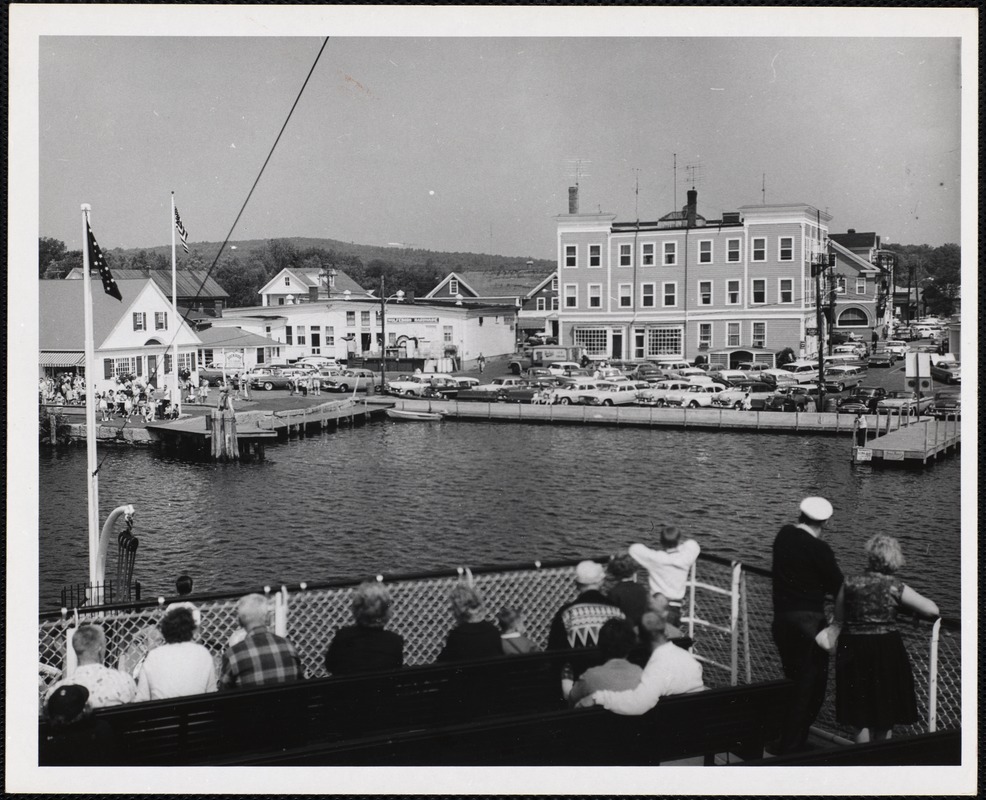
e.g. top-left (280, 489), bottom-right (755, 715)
top-left (580, 611), bottom-right (705, 715)
top-left (496, 606), bottom-right (539, 655)
top-left (547, 560), bottom-right (623, 651)
top-left (44, 624), bottom-right (136, 710)
top-left (324, 582), bottom-right (404, 675)
top-left (135, 605), bottom-right (217, 701)
top-left (604, 551), bottom-right (651, 630)
top-left (565, 618), bottom-right (643, 708)
top-left (436, 585), bottom-right (502, 662)
top-left (40, 685), bottom-right (118, 766)
top-left (220, 594), bottom-right (304, 689)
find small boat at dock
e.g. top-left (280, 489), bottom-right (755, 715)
top-left (386, 408), bottom-right (444, 421)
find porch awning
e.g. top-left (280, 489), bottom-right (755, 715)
top-left (39, 351), bottom-right (85, 367)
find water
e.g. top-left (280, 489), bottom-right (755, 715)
top-left (38, 422), bottom-right (962, 616)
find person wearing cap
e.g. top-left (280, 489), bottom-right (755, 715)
top-left (547, 560), bottom-right (622, 652)
top-left (768, 496), bottom-right (844, 755)
top-left (44, 624), bottom-right (136, 710)
top-left (41, 684), bottom-right (118, 766)
top-left (629, 524), bottom-right (701, 628)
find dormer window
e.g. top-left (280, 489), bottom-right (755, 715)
top-left (450, 278), bottom-right (459, 295)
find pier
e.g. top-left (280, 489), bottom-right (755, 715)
top-left (853, 416), bottom-right (961, 467)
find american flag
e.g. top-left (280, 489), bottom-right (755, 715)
top-left (87, 223), bottom-right (122, 301)
top-left (174, 206), bottom-right (189, 253)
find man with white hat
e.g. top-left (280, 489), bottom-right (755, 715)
top-left (547, 560), bottom-right (622, 651)
top-left (768, 496), bottom-right (844, 755)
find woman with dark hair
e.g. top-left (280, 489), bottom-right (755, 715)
top-left (135, 604), bottom-right (216, 701)
top-left (835, 534), bottom-right (939, 743)
top-left (603, 551), bottom-right (650, 629)
top-left (436, 585), bottom-right (502, 662)
top-left (324, 582), bottom-right (404, 675)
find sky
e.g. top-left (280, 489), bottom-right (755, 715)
top-left (33, 18), bottom-right (967, 260)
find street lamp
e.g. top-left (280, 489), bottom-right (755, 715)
top-left (378, 276), bottom-right (405, 390)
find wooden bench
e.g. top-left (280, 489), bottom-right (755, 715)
top-left (39, 650), bottom-right (587, 766)
top-left (736, 729), bottom-right (962, 767)
top-left (216, 679), bottom-right (793, 766)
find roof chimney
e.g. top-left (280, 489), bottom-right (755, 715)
top-left (686, 189), bottom-right (697, 228)
top-left (847, 228), bottom-right (856, 235)
top-left (568, 186), bottom-right (579, 214)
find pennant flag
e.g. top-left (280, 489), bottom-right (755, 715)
top-left (174, 206), bottom-right (189, 253)
top-left (87, 222), bottom-right (122, 301)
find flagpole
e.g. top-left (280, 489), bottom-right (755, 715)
top-left (81, 204), bottom-right (101, 598)
top-left (171, 192), bottom-right (181, 416)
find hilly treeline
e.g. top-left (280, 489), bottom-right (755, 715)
top-left (883, 242), bottom-right (961, 317)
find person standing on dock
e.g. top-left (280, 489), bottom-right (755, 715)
top-left (477, 353), bottom-right (486, 374)
top-left (629, 525), bottom-right (701, 628)
top-left (853, 411), bottom-right (868, 447)
top-left (768, 496), bottom-right (844, 756)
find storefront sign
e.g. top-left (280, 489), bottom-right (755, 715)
top-left (387, 317), bottom-right (439, 324)
top-left (855, 448), bottom-right (872, 462)
top-left (884, 450), bottom-right (905, 461)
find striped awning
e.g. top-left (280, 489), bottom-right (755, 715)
top-left (39, 351), bottom-right (85, 367)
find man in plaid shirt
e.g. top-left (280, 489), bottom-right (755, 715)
top-left (219, 594), bottom-right (304, 689)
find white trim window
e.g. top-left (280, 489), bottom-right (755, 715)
top-left (642, 242), bottom-right (655, 266)
top-left (574, 328), bottom-right (608, 355)
top-left (551, 276), bottom-right (559, 291)
top-left (284, 276), bottom-right (291, 286)
top-left (698, 240), bottom-right (713, 264)
top-left (296, 325), bottom-right (307, 346)
top-left (727, 322), bottom-right (741, 347)
top-left (588, 283), bottom-right (603, 309)
top-left (751, 279), bottom-right (766, 305)
top-left (641, 282), bottom-right (656, 308)
top-left (588, 244), bottom-right (602, 268)
top-left (663, 241), bottom-right (677, 266)
top-left (726, 279), bottom-right (741, 305)
top-left (132, 312), bottom-right (146, 331)
top-left (804, 279), bottom-right (815, 305)
top-left (778, 236), bottom-right (794, 261)
top-left (449, 278), bottom-right (459, 295)
top-left (727, 238), bottom-right (741, 263)
top-left (346, 310), bottom-right (356, 327)
top-left (618, 283), bottom-right (633, 308)
top-left (698, 280), bottom-right (713, 306)
top-left (856, 276), bottom-right (867, 294)
top-left (779, 278), bottom-right (794, 304)
top-left (619, 243), bottom-right (632, 267)
top-left (646, 327), bottom-right (683, 358)
top-left (564, 244), bottom-right (577, 268)
top-left (551, 297), bottom-right (559, 311)
top-left (563, 283), bottom-right (578, 308)
top-left (443, 325), bottom-right (453, 343)
top-left (752, 321), bottom-right (766, 349)
top-left (154, 311), bottom-right (168, 330)
top-left (361, 310), bottom-right (371, 326)
top-left (662, 281), bottom-right (677, 307)
top-left (325, 326), bottom-right (335, 346)
top-left (751, 237), bottom-right (766, 262)
top-left (698, 322), bottom-right (712, 349)
top-left (536, 297), bottom-right (546, 311)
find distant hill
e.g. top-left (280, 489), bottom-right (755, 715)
top-left (106, 237), bottom-right (555, 275)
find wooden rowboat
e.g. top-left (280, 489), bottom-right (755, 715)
top-left (385, 408), bottom-right (444, 421)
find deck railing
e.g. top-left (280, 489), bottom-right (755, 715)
top-left (38, 553), bottom-right (960, 739)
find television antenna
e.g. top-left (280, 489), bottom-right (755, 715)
top-left (684, 162), bottom-right (704, 190)
top-left (564, 157), bottom-right (591, 188)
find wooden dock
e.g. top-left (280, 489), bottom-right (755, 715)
top-left (146, 399), bottom-right (391, 460)
top-left (853, 417), bottom-right (961, 467)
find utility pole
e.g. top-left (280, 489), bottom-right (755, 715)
top-left (815, 253), bottom-right (826, 411)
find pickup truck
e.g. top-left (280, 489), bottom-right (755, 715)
top-left (508, 345), bottom-right (584, 375)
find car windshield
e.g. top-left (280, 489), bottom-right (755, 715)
top-left (886, 392), bottom-right (915, 399)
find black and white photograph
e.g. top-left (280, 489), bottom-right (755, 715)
top-left (8, 4), bottom-right (977, 795)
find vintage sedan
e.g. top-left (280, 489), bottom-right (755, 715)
top-left (664, 384), bottom-right (721, 408)
top-left (635, 380), bottom-right (695, 407)
top-left (822, 366), bottom-right (864, 393)
top-left (578, 381), bottom-right (643, 407)
top-left (928, 390), bottom-right (961, 420)
top-left (867, 351), bottom-right (897, 368)
top-left (930, 361), bottom-right (961, 385)
top-left (876, 390), bottom-right (935, 416)
top-left (764, 385), bottom-right (818, 412)
top-left (837, 387), bottom-right (888, 414)
top-left (545, 361), bottom-right (584, 377)
top-left (550, 380), bottom-right (609, 405)
top-left (247, 368), bottom-right (294, 391)
top-left (385, 374), bottom-right (436, 397)
top-left (777, 361), bottom-right (820, 384)
top-left (712, 381), bottom-right (778, 410)
top-left (322, 369), bottom-right (379, 393)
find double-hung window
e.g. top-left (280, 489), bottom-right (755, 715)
top-left (856, 277), bottom-right (867, 294)
top-left (536, 297), bottom-right (546, 311)
top-left (752, 322), bottom-right (766, 348)
top-left (132, 312), bottom-right (146, 331)
top-left (325, 326), bottom-right (335, 346)
top-left (361, 310), bottom-right (371, 326)
top-left (727, 322), bottom-right (741, 347)
top-left (551, 276), bottom-right (559, 291)
top-left (296, 325), bottom-right (306, 346)
top-left (551, 297), bottom-right (559, 311)
top-left (588, 244), bottom-right (602, 268)
top-left (642, 243), bottom-right (655, 266)
top-left (449, 278), bottom-right (459, 295)
top-left (751, 237), bottom-right (766, 262)
top-left (779, 236), bottom-right (793, 261)
top-left (618, 283), bottom-right (632, 308)
top-left (779, 278), bottom-right (794, 304)
top-left (564, 245), bottom-right (577, 268)
top-left (663, 241), bottom-right (677, 266)
top-left (346, 311), bottom-right (356, 327)
top-left (619, 244), bottom-right (632, 267)
top-left (286, 326), bottom-right (294, 345)
top-left (698, 323), bottom-right (712, 348)
top-left (698, 240), bottom-right (713, 264)
top-left (588, 284), bottom-right (603, 309)
top-left (726, 280), bottom-right (741, 305)
top-left (727, 239), bottom-right (741, 263)
top-left (641, 283), bottom-right (656, 308)
top-left (662, 282), bottom-right (677, 307)
top-left (154, 311), bottom-right (168, 330)
top-left (698, 280), bottom-right (712, 306)
top-left (563, 284), bottom-right (578, 308)
top-left (751, 279), bottom-right (766, 304)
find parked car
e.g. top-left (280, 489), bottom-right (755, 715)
top-left (499, 377), bottom-right (568, 404)
top-left (928, 390), bottom-right (961, 420)
top-left (635, 380), bottom-right (695, 407)
top-left (648, 359), bottom-right (692, 374)
top-left (664, 384), bottom-right (721, 408)
top-left (764, 385), bottom-right (818, 412)
top-left (736, 362), bottom-right (771, 373)
top-left (706, 369), bottom-right (748, 386)
top-left (453, 376), bottom-right (481, 390)
top-left (878, 340), bottom-right (909, 358)
top-left (822, 366), bottom-right (864, 393)
top-left (421, 375), bottom-right (463, 400)
top-left (930, 361), bottom-right (961, 385)
top-left (295, 355), bottom-right (338, 369)
top-left (777, 360), bottom-right (819, 384)
top-left (578, 381), bottom-right (642, 406)
top-left (385, 374), bottom-right (436, 397)
top-left (760, 369), bottom-right (800, 387)
top-left (551, 380), bottom-right (608, 405)
top-left (473, 376), bottom-right (528, 392)
top-left (868, 351), bottom-right (897, 368)
top-left (837, 387), bottom-right (888, 414)
top-left (712, 381), bottom-right (778, 410)
top-left (322, 369), bottom-right (379, 393)
top-left (545, 361), bottom-right (584, 377)
top-left (876, 390), bottom-right (934, 416)
top-left (199, 364), bottom-right (239, 386)
top-left (247, 368), bottom-right (294, 391)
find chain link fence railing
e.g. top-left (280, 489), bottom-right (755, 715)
top-left (38, 555), bottom-right (960, 737)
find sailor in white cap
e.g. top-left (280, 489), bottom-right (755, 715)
top-left (767, 496), bottom-right (844, 755)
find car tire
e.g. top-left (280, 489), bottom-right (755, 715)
top-left (837, 383), bottom-right (844, 392)
top-left (560, 397), bottom-right (571, 405)
top-left (263, 382), bottom-right (274, 391)
top-left (339, 384), bottom-right (349, 392)
top-left (602, 399), bottom-right (614, 407)
top-left (688, 400), bottom-right (700, 408)
top-left (733, 401), bottom-right (743, 410)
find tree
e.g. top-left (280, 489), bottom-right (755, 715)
top-left (39, 237), bottom-right (67, 276)
top-left (42, 250), bottom-right (82, 279)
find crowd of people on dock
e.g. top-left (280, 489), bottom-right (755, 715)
top-left (40, 508), bottom-right (940, 761)
top-left (39, 374), bottom-right (85, 406)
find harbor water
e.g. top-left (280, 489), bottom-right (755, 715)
top-left (39, 421), bottom-right (962, 616)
